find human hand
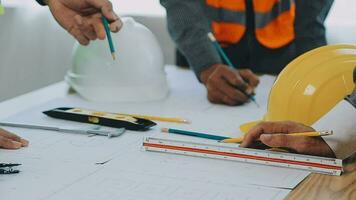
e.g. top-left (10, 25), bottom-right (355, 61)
top-left (0, 128), bottom-right (29, 149)
top-left (200, 64), bottom-right (259, 106)
top-left (240, 121), bottom-right (335, 157)
top-left (47, 0), bottom-right (122, 45)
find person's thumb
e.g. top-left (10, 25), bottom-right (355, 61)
top-left (260, 134), bottom-right (302, 151)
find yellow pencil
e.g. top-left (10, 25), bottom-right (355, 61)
top-left (90, 110), bottom-right (190, 124)
top-left (121, 114), bottom-right (190, 124)
top-left (219, 137), bottom-right (244, 143)
top-left (288, 130), bottom-right (333, 137)
top-left (221, 130), bottom-right (333, 143)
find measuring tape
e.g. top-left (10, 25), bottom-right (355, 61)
top-left (142, 137), bottom-right (343, 176)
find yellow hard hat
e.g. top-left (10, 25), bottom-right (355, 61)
top-left (241, 45), bottom-right (356, 133)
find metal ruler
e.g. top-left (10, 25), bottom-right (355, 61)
top-left (142, 137), bottom-right (343, 176)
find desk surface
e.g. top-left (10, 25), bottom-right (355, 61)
top-left (0, 66), bottom-right (355, 200)
top-left (287, 155), bottom-right (356, 200)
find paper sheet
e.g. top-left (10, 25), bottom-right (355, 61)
top-left (0, 67), bottom-right (308, 200)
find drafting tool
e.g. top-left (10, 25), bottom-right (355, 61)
top-left (124, 114), bottom-right (190, 124)
top-left (43, 107), bottom-right (156, 131)
top-left (143, 137), bottom-right (343, 176)
top-left (207, 32), bottom-right (259, 107)
top-left (0, 122), bottom-right (125, 138)
top-left (101, 16), bottom-right (116, 60)
top-left (161, 128), bottom-right (230, 141)
top-left (0, 163), bottom-right (21, 174)
top-left (221, 130), bottom-right (333, 143)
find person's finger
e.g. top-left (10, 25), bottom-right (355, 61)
top-left (221, 95), bottom-right (239, 106)
top-left (260, 134), bottom-right (313, 155)
top-left (0, 129), bottom-right (29, 147)
top-left (0, 136), bottom-right (22, 149)
top-left (240, 123), bottom-right (265, 147)
top-left (239, 69), bottom-right (260, 88)
top-left (213, 78), bottom-right (249, 104)
top-left (260, 134), bottom-right (293, 148)
top-left (0, 128), bottom-right (21, 141)
top-left (68, 26), bottom-right (90, 45)
top-left (86, 0), bottom-right (118, 21)
top-left (20, 138), bottom-right (29, 147)
top-left (261, 134), bottom-right (335, 157)
top-left (207, 83), bottom-right (243, 106)
top-left (109, 19), bottom-right (122, 33)
top-left (241, 121), bottom-right (316, 148)
top-left (91, 15), bottom-right (106, 40)
top-left (206, 83), bottom-right (227, 103)
top-left (240, 121), bottom-right (289, 147)
top-left (75, 15), bottom-right (97, 40)
top-left (207, 88), bottom-right (223, 104)
top-left (208, 68), bottom-right (249, 103)
top-left (220, 68), bottom-right (249, 93)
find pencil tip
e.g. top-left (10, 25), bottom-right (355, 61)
top-left (161, 128), bottom-right (169, 133)
top-left (111, 53), bottom-right (116, 60)
top-left (183, 120), bottom-right (191, 124)
top-left (252, 99), bottom-right (260, 108)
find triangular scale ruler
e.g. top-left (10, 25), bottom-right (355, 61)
top-left (142, 137), bottom-right (343, 176)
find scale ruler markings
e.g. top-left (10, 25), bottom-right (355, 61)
top-left (142, 137), bottom-right (343, 176)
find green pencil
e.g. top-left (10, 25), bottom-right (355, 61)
top-left (161, 128), bottom-right (230, 141)
top-left (101, 16), bottom-right (116, 60)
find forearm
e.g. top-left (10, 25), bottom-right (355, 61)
top-left (314, 100), bottom-right (356, 159)
top-left (294, 0), bottom-right (334, 55)
top-left (160, 0), bottom-right (221, 77)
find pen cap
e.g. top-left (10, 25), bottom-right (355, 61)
top-left (67, 17), bottom-right (168, 102)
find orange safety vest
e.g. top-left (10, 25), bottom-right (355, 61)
top-left (206, 0), bottom-right (295, 49)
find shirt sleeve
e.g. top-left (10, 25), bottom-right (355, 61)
top-left (346, 90), bottom-right (356, 108)
top-left (313, 100), bottom-right (356, 159)
top-left (160, 0), bottom-right (222, 78)
top-left (294, 0), bottom-right (334, 56)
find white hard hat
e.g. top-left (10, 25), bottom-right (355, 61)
top-left (66, 17), bottom-right (169, 102)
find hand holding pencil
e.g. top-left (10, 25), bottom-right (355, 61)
top-left (160, 122), bottom-right (335, 158)
top-left (239, 121), bottom-right (336, 158)
top-left (200, 64), bottom-right (259, 106)
top-left (200, 33), bottom-right (260, 106)
top-left (47, 0), bottom-right (122, 45)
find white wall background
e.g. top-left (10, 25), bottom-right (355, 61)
top-left (0, 0), bottom-right (355, 102)
top-left (326, 0), bottom-right (356, 44)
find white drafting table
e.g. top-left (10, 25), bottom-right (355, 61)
top-left (0, 66), bottom-right (310, 200)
